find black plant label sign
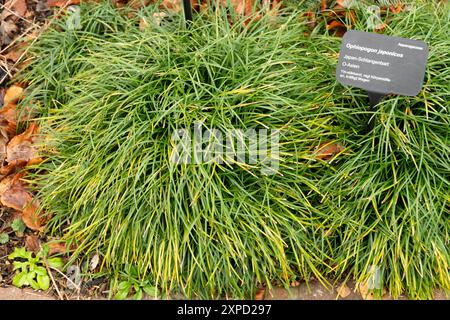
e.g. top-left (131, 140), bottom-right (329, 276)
top-left (336, 30), bottom-right (429, 97)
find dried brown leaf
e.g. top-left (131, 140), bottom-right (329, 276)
top-left (389, 4), bottom-right (403, 14)
top-left (337, 283), bottom-right (351, 298)
top-left (219, 0), bottom-right (253, 16)
top-left (4, 50), bottom-right (22, 63)
top-left (6, 123), bottom-right (41, 165)
top-left (48, 241), bottom-right (67, 255)
top-left (0, 161), bottom-right (28, 180)
top-left (0, 88), bottom-right (5, 106)
top-left (1, 3), bottom-right (13, 20)
top-left (129, 0), bottom-right (149, 10)
top-left (290, 280), bottom-right (300, 287)
top-left (0, 19), bottom-right (19, 46)
top-left (326, 20), bottom-right (345, 30)
top-left (46, 0), bottom-right (81, 7)
top-left (315, 141), bottom-right (345, 160)
top-left (13, 0), bottom-right (28, 17)
top-left (0, 103), bottom-right (17, 125)
top-left (159, 0), bottom-right (182, 12)
top-left (3, 41), bottom-right (28, 63)
top-left (0, 173), bottom-right (32, 212)
top-left (358, 282), bottom-right (374, 300)
top-left (3, 85), bottom-right (23, 105)
top-left (25, 234), bottom-right (41, 253)
top-left (0, 174), bottom-right (15, 195)
top-left (304, 11), bottom-right (316, 28)
top-left (375, 23), bottom-right (387, 33)
top-left (0, 129), bottom-right (9, 163)
top-left (255, 287), bottom-right (265, 300)
top-left (111, 0), bottom-right (128, 8)
top-left (22, 198), bottom-right (44, 231)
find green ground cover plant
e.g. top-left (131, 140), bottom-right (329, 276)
top-left (17, 0), bottom-right (449, 298)
top-left (8, 246), bottom-right (63, 291)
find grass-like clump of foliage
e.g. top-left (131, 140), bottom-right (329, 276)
top-left (19, 1), bottom-right (449, 298)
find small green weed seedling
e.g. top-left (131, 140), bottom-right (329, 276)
top-left (11, 218), bottom-right (26, 237)
top-left (113, 267), bottom-right (158, 300)
top-left (115, 279), bottom-right (158, 300)
top-left (8, 246), bottom-right (64, 291)
top-left (0, 233), bottom-right (9, 244)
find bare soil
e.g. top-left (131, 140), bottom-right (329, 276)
top-left (1, 279), bottom-right (448, 300)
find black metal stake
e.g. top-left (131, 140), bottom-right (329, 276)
top-left (366, 91), bottom-right (385, 133)
top-left (183, 0), bottom-right (193, 26)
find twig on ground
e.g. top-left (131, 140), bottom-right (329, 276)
top-left (43, 260), bottom-right (65, 300)
top-left (50, 265), bottom-right (81, 300)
